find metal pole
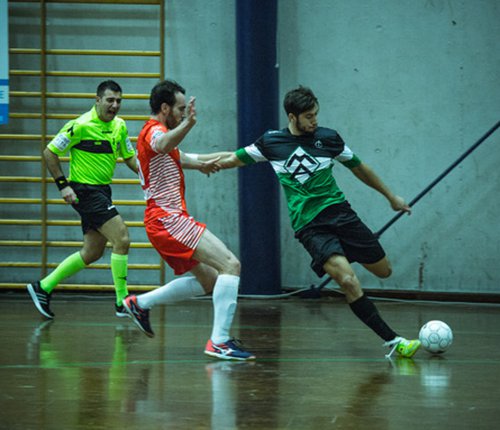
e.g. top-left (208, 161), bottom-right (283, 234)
top-left (376, 119), bottom-right (500, 238)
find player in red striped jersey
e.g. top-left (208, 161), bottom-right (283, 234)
top-left (123, 80), bottom-right (255, 361)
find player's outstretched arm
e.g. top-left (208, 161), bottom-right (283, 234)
top-left (180, 151), bottom-right (221, 176)
top-left (216, 152), bottom-right (245, 169)
top-left (196, 151), bottom-right (233, 162)
top-left (180, 150), bottom-right (245, 176)
top-left (350, 162), bottom-right (411, 214)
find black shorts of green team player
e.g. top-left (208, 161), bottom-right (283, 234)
top-left (70, 182), bottom-right (120, 234)
top-left (295, 201), bottom-right (386, 277)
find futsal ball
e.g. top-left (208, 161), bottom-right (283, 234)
top-left (419, 320), bottom-right (453, 354)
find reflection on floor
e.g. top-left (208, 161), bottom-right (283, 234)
top-left (1, 294), bottom-right (500, 429)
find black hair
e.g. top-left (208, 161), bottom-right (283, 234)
top-left (96, 80), bottom-right (122, 97)
top-left (283, 86), bottom-right (319, 117)
top-left (149, 79), bottom-right (186, 114)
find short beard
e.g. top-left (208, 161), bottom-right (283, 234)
top-left (166, 113), bottom-right (179, 129)
top-left (296, 121), bottom-right (315, 135)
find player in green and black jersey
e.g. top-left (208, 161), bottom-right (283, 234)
top-left (27, 80), bottom-right (138, 319)
top-left (214, 86), bottom-right (421, 358)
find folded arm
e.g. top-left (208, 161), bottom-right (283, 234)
top-left (154, 97), bottom-right (197, 154)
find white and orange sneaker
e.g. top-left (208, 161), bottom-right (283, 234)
top-left (204, 338), bottom-right (256, 361)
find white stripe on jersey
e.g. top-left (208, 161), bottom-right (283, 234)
top-left (148, 154), bottom-right (183, 210)
top-left (159, 213), bottom-right (204, 249)
top-left (334, 144), bottom-right (355, 162)
top-left (244, 142), bottom-right (355, 172)
top-left (244, 144), bottom-right (267, 162)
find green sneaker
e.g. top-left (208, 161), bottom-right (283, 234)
top-left (384, 336), bottom-right (421, 359)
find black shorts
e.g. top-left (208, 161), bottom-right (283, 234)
top-left (70, 182), bottom-right (119, 234)
top-left (295, 202), bottom-right (385, 277)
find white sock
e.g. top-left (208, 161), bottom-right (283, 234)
top-left (210, 274), bottom-right (239, 344)
top-left (137, 276), bottom-right (205, 309)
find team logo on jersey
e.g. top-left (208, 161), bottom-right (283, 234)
top-left (125, 137), bottom-right (134, 153)
top-left (284, 146), bottom-right (319, 183)
top-left (314, 140), bottom-right (323, 148)
top-left (151, 129), bottom-right (165, 151)
top-left (52, 133), bottom-right (71, 151)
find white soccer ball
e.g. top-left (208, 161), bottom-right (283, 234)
top-left (419, 320), bottom-right (453, 354)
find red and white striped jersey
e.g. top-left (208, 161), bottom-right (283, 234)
top-left (136, 119), bottom-right (187, 212)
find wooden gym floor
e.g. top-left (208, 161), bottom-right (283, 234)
top-left (0, 292), bottom-right (499, 430)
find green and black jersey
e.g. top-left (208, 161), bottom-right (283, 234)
top-left (47, 106), bottom-right (135, 185)
top-left (236, 127), bottom-right (362, 232)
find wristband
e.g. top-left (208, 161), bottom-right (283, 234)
top-left (55, 175), bottom-right (69, 191)
top-left (184, 152), bottom-right (200, 161)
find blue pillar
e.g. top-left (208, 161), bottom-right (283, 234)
top-left (236, 0), bottom-right (281, 295)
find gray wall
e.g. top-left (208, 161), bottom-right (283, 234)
top-left (3, 0), bottom-right (499, 294)
top-left (163, 0), bottom-right (241, 262)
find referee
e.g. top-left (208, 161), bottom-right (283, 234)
top-left (27, 80), bottom-right (138, 319)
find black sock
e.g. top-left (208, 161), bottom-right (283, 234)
top-left (349, 294), bottom-right (398, 342)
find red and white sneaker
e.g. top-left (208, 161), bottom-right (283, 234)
top-left (122, 295), bottom-right (154, 338)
